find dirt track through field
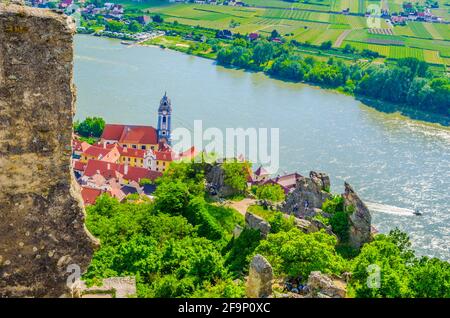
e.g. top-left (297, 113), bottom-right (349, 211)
top-left (334, 29), bottom-right (352, 47)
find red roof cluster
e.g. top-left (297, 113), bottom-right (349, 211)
top-left (84, 159), bottom-right (162, 183)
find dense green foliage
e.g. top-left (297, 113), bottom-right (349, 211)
top-left (322, 195), bottom-right (351, 242)
top-left (216, 38), bottom-right (449, 116)
top-left (255, 183), bottom-right (286, 204)
top-left (221, 161), bottom-right (251, 193)
top-left (74, 116), bottom-right (105, 138)
top-left (247, 205), bottom-right (295, 234)
top-left (349, 229), bottom-right (450, 298)
top-left (255, 228), bottom-right (345, 280)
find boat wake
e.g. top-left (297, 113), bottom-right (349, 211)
top-left (365, 201), bottom-right (415, 216)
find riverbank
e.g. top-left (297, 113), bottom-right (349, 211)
top-left (135, 36), bottom-right (450, 127)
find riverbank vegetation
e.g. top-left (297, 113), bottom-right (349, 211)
top-left (83, 160), bottom-right (450, 298)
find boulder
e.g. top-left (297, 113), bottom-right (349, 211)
top-left (305, 271), bottom-right (346, 298)
top-left (246, 254), bottom-right (273, 298)
top-left (310, 171), bottom-right (331, 192)
top-left (293, 217), bottom-right (334, 236)
top-left (282, 173), bottom-right (332, 218)
top-left (343, 182), bottom-right (371, 249)
top-left (233, 224), bottom-right (243, 238)
top-left (245, 212), bottom-right (271, 238)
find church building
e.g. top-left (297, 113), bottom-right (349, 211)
top-left (100, 92), bottom-right (173, 150)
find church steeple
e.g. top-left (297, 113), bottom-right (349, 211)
top-left (157, 92), bottom-right (172, 145)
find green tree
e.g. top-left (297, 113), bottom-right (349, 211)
top-left (128, 20), bottom-right (143, 33)
top-left (270, 29), bottom-right (280, 39)
top-left (106, 20), bottom-right (125, 32)
top-left (153, 180), bottom-right (191, 215)
top-left (409, 257), bottom-right (450, 298)
top-left (152, 14), bottom-right (164, 23)
top-left (320, 40), bottom-right (332, 50)
top-left (74, 116), bottom-right (105, 138)
top-left (255, 228), bottom-right (344, 280)
top-left (349, 235), bottom-right (412, 298)
top-left (217, 47), bottom-right (233, 65)
top-left (256, 184), bottom-right (285, 205)
top-left (252, 40), bottom-right (274, 65)
top-left (222, 161), bottom-right (250, 193)
top-left (231, 46), bottom-right (252, 68)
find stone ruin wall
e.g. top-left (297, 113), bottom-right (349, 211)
top-left (0, 3), bottom-right (96, 297)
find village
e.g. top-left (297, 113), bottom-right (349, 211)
top-left (72, 93), bottom-right (304, 206)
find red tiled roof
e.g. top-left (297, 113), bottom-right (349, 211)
top-left (155, 150), bottom-right (175, 161)
top-left (101, 124), bottom-right (158, 145)
top-left (117, 145), bottom-right (147, 158)
top-left (83, 145), bottom-right (111, 158)
top-left (121, 165), bottom-right (162, 183)
top-left (84, 160), bottom-right (121, 179)
top-left (101, 124), bottom-right (125, 141)
top-left (73, 160), bottom-right (86, 172)
top-left (84, 159), bottom-right (162, 183)
top-left (81, 187), bottom-right (103, 205)
top-left (82, 145), bottom-right (120, 163)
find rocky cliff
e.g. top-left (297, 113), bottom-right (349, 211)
top-left (343, 182), bottom-right (372, 249)
top-left (282, 171), bottom-right (332, 218)
top-left (0, 4), bottom-right (96, 297)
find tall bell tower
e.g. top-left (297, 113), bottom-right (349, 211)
top-left (157, 92), bottom-right (172, 145)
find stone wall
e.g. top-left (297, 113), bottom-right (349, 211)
top-left (0, 4), bottom-right (96, 297)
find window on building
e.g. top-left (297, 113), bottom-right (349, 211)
top-left (134, 158), bottom-right (136, 163)
top-left (151, 146), bottom-right (154, 150)
top-left (142, 145), bottom-right (146, 150)
top-left (132, 145), bottom-right (137, 149)
top-left (163, 162), bottom-right (166, 166)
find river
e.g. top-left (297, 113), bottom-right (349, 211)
top-left (74, 35), bottom-right (450, 260)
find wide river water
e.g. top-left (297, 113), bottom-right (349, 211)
top-left (74, 35), bottom-right (450, 260)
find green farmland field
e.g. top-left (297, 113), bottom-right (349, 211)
top-left (112, 0), bottom-right (449, 65)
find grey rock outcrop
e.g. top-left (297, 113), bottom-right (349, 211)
top-left (310, 171), bottom-right (331, 192)
top-left (282, 171), bottom-right (332, 217)
top-left (294, 217), bottom-right (336, 238)
top-left (305, 271), bottom-right (346, 298)
top-left (343, 182), bottom-right (372, 249)
top-left (246, 254), bottom-right (273, 298)
top-left (205, 163), bottom-right (240, 197)
top-left (245, 212), bottom-right (271, 238)
top-left (0, 4), bottom-right (97, 297)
